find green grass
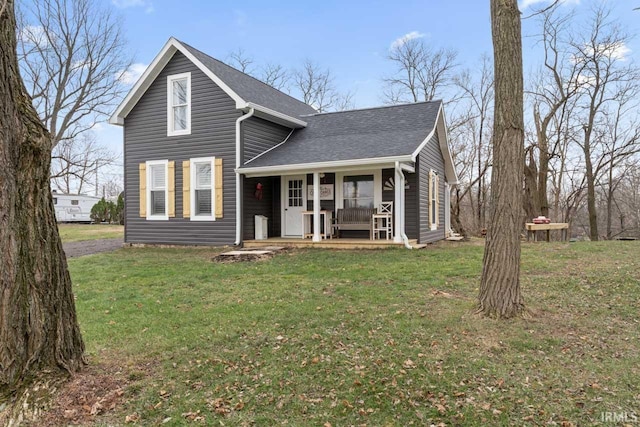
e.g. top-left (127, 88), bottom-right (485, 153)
top-left (58, 223), bottom-right (123, 242)
top-left (68, 240), bottom-right (640, 426)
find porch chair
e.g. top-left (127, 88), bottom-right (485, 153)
top-left (372, 201), bottom-right (393, 240)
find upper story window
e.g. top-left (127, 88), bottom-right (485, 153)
top-left (147, 160), bottom-right (168, 220)
top-left (167, 73), bottom-right (191, 136)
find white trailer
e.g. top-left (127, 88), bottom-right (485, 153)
top-left (52, 193), bottom-right (101, 223)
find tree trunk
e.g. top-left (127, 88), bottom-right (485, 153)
top-left (583, 137), bottom-right (599, 241)
top-left (451, 188), bottom-right (468, 237)
top-left (523, 147), bottom-right (539, 221)
top-left (0, 0), bottom-right (85, 423)
top-left (478, 0), bottom-right (525, 318)
top-left (537, 137), bottom-right (550, 217)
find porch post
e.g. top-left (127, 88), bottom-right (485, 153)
top-left (313, 172), bottom-right (321, 242)
top-left (394, 166), bottom-right (403, 243)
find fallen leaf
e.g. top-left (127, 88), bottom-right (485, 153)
top-left (125, 413), bottom-right (139, 423)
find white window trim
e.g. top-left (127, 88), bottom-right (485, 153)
top-left (167, 72), bottom-right (191, 136)
top-left (430, 169), bottom-right (439, 230)
top-left (146, 159), bottom-right (169, 221)
top-left (335, 170), bottom-right (382, 210)
top-left (190, 156), bottom-right (216, 221)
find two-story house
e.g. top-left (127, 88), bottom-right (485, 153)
top-left (109, 38), bottom-right (458, 248)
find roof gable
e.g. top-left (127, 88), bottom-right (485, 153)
top-left (110, 37), bottom-right (314, 127)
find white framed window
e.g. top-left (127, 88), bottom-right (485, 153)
top-left (167, 72), bottom-right (191, 136)
top-left (190, 157), bottom-right (215, 221)
top-left (147, 159), bottom-right (169, 220)
top-left (343, 175), bottom-right (375, 209)
top-left (430, 170), bottom-right (439, 230)
top-left (335, 170), bottom-right (382, 210)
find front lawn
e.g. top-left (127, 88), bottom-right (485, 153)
top-left (67, 241), bottom-right (640, 426)
top-left (58, 223), bottom-right (124, 242)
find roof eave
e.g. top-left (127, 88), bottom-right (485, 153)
top-left (410, 103), bottom-right (459, 185)
top-left (237, 155), bottom-right (414, 177)
top-left (245, 102), bottom-right (307, 128)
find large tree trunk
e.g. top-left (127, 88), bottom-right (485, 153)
top-left (0, 0), bottom-right (85, 423)
top-left (478, 0), bottom-right (525, 318)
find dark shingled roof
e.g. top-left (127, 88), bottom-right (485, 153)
top-left (179, 41), bottom-right (317, 118)
top-left (241, 101), bottom-right (442, 168)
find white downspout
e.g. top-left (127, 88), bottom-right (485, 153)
top-left (235, 107), bottom-right (255, 246)
top-left (395, 161), bottom-right (413, 249)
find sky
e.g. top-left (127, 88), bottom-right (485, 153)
top-left (73, 0), bottom-right (640, 172)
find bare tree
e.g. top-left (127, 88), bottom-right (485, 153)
top-left (259, 62), bottom-right (289, 90)
top-left (0, 1), bottom-right (84, 423)
top-left (50, 132), bottom-right (117, 194)
top-left (478, 0), bottom-right (525, 318)
top-left (383, 37), bottom-right (458, 104)
top-left (226, 47), bottom-right (255, 74)
top-left (292, 59), bottom-right (340, 112)
top-left (570, 4), bottom-right (638, 240)
top-left (454, 55), bottom-right (494, 232)
top-left (525, 4), bottom-right (583, 221)
top-left (17, 0), bottom-right (132, 148)
top-left (595, 84), bottom-right (640, 238)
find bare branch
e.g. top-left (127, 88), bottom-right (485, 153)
top-left (383, 38), bottom-right (458, 104)
top-left (17, 0), bottom-right (133, 148)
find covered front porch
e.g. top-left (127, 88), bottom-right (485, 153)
top-left (240, 162), bottom-right (417, 246)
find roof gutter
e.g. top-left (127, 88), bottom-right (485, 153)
top-left (396, 161), bottom-right (413, 250)
top-left (235, 107), bottom-right (255, 246)
top-left (237, 155), bottom-right (414, 176)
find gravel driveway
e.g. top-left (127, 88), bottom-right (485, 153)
top-left (63, 238), bottom-right (123, 258)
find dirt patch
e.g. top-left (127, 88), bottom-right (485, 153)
top-left (63, 238), bottom-right (123, 258)
top-left (37, 362), bottom-right (131, 427)
top-left (212, 252), bottom-right (276, 263)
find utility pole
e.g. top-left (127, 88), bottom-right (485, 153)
top-left (95, 160), bottom-right (99, 196)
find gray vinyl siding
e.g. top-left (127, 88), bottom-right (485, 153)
top-left (418, 132), bottom-right (446, 244)
top-left (243, 176), bottom-right (281, 239)
top-left (124, 51), bottom-right (240, 246)
top-left (381, 168), bottom-right (418, 240)
top-left (405, 172), bottom-right (418, 240)
top-left (242, 117), bottom-right (292, 164)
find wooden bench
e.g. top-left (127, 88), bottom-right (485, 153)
top-left (334, 208), bottom-right (376, 238)
top-left (525, 222), bottom-right (569, 242)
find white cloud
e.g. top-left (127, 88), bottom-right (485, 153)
top-left (605, 42), bottom-right (631, 61)
top-left (390, 31), bottom-right (426, 50)
top-left (116, 63), bottom-right (148, 85)
top-left (19, 25), bottom-right (49, 47)
top-left (111, 0), bottom-right (154, 14)
top-left (519, 0), bottom-right (580, 10)
top-left (574, 41), bottom-right (632, 64)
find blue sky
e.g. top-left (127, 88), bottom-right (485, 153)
top-left (100, 0), bottom-right (639, 160)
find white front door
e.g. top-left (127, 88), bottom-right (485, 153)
top-left (282, 175), bottom-right (306, 237)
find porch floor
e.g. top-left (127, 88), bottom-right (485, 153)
top-left (244, 237), bottom-right (418, 250)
